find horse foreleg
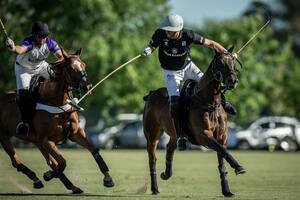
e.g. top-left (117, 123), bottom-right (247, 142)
top-left (36, 144), bottom-right (83, 194)
top-left (217, 152), bottom-right (234, 197)
top-left (0, 136), bottom-right (44, 189)
top-left (204, 136), bottom-right (246, 175)
top-left (42, 140), bottom-right (66, 177)
top-left (147, 139), bottom-right (160, 194)
top-left (160, 137), bottom-right (176, 180)
top-left (69, 128), bottom-right (114, 188)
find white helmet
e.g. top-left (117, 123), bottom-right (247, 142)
top-left (159, 13), bottom-right (183, 32)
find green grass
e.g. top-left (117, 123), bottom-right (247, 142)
top-left (0, 149), bottom-right (300, 200)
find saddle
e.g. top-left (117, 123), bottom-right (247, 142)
top-left (24, 75), bottom-right (46, 126)
top-left (29, 75), bottom-right (45, 102)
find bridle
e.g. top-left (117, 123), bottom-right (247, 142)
top-left (49, 57), bottom-right (89, 95)
top-left (211, 53), bottom-right (238, 91)
top-left (194, 52), bottom-right (242, 97)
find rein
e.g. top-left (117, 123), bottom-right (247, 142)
top-left (42, 60), bottom-right (81, 105)
top-left (192, 53), bottom-right (240, 112)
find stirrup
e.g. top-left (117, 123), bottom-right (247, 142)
top-left (16, 122), bottom-right (29, 135)
top-left (177, 137), bottom-right (188, 151)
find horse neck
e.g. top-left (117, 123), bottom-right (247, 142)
top-left (38, 73), bottom-right (70, 106)
top-left (194, 61), bottom-right (222, 104)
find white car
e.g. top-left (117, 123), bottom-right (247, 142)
top-left (235, 116), bottom-right (300, 151)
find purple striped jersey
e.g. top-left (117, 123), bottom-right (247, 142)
top-left (16, 35), bottom-right (61, 69)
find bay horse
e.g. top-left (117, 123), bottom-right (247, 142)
top-left (143, 48), bottom-right (246, 196)
top-left (0, 48), bottom-right (114, 193)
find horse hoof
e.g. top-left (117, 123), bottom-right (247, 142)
top-left (103, 179), bottom-right (114, 188)
top-left (160, 172), bottom-right (171, 180)
top-left (152, 190), bottom-right (160, 195)
top-left (43, 170), bottom-right (54, 181)
top-left (223, 191), bottom-right (234, 197)
top-left (235, 166), bottom-right (246, 175)
top-left (33, 180), bottom-right (44, 189)
top-left (71, 186), bottom-right (84, 194)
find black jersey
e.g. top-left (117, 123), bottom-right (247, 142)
top-left (149, 29), bottom-right (205, 70)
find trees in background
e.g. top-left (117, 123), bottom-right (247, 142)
top-left (0, 0), bottom-right (299, 126)
top-left (191, 15), bottom-right (300, 126)
top-left (0, 0), bottom-right (168, 122)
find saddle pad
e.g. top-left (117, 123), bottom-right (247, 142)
top-left (36, 103), bottom-right (72, 113)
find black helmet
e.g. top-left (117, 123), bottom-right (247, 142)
top-left (31, 21), bottom-right (50, 37)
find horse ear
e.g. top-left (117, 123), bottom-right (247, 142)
top-left (227, 46), bottom-right (234, 53)
top-left (75, 47), bottom-right (83, 56)
top-left (60, 47), bottom-right (68, 59)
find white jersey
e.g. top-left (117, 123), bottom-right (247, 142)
top-left (16, 36), bottom-right (60, 69)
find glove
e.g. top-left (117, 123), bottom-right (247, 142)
top-left (67, 97), bottom-right (84, 111)
top-left (6, 37), bottom-right (16, 52)
top-left (72, 97), bottom-right (79, 105)
top-left (142, 46), bottom-right (152, 57)
top-left (232, 53), bottom-right (238, 59)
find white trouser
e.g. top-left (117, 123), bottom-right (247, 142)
top-left (163, 61), bottom-right (203, 97)
top-left (15, 61), bottom-right (50, 90)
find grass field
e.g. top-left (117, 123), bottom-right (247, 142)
top-left (0, 149), bottom-right (300, 200)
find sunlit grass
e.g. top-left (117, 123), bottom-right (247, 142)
top-left (0, 149), bottom-right (300, 200)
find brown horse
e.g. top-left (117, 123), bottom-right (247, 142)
top-left (143, 48), bottom-right (246, 196)
top-left (0, 48), bottom-right (114, 193)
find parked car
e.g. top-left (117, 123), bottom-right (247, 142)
top-left (227, 126), bottom-right (240, 149)
top-left (235, 116), bottom-right (300, 151)
top-left (89, 113), bottom-right (169, 149)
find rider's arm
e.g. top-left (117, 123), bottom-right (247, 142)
top-left (14, 45), bottom-right (28, 54)
top-left (148, 29), bottom-right (164, 50)
top-left (55, 50), bottom-right (63, 61)
top-left (142, 29), bottom-right (163, 56)
top-left (204, 39), bottom-right (226, 53)
top-left (48, 38), bottom-right (64, 61)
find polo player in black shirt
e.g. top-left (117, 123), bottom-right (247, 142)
top-left (142, 13), bottom-right (237, 150)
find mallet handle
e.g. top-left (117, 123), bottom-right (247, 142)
top-left (78, 54), bottom-right (142, 103)
top-left (0, 18), bottom-right (9, 39)
top-left (237, 19), bottom-right (270, 54)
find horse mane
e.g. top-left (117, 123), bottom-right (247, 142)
top-left (194, 58), bottom-right (216, 94)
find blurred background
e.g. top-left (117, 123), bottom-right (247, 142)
top-left (1, 0), bottom-right (300, 151)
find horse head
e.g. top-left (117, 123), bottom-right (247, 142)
top-left (211, 46), bottom-right (239, 90)
top-left (51, 48), bottom-right (92, 94)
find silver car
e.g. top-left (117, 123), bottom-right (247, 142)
top-left (96, 114), bottom-right (169, 149)
top-left (235, 116), bottom-right (300, 151)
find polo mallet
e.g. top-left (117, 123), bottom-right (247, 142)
top-left (78, 54), bottom-right (142, 103)
top-left (236, 19), bottom-right (270, 54)
top-left (0, 18), bottom-right (9, 39)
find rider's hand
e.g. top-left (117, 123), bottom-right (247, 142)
top-left (142, 46), bottom-right (152, 57)
top-left (6, 37), bottom-right (16, 52)
top-left (232, 53), bottom-right (238, 59)
top-left (72, 97), bottom-right (79, 105)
